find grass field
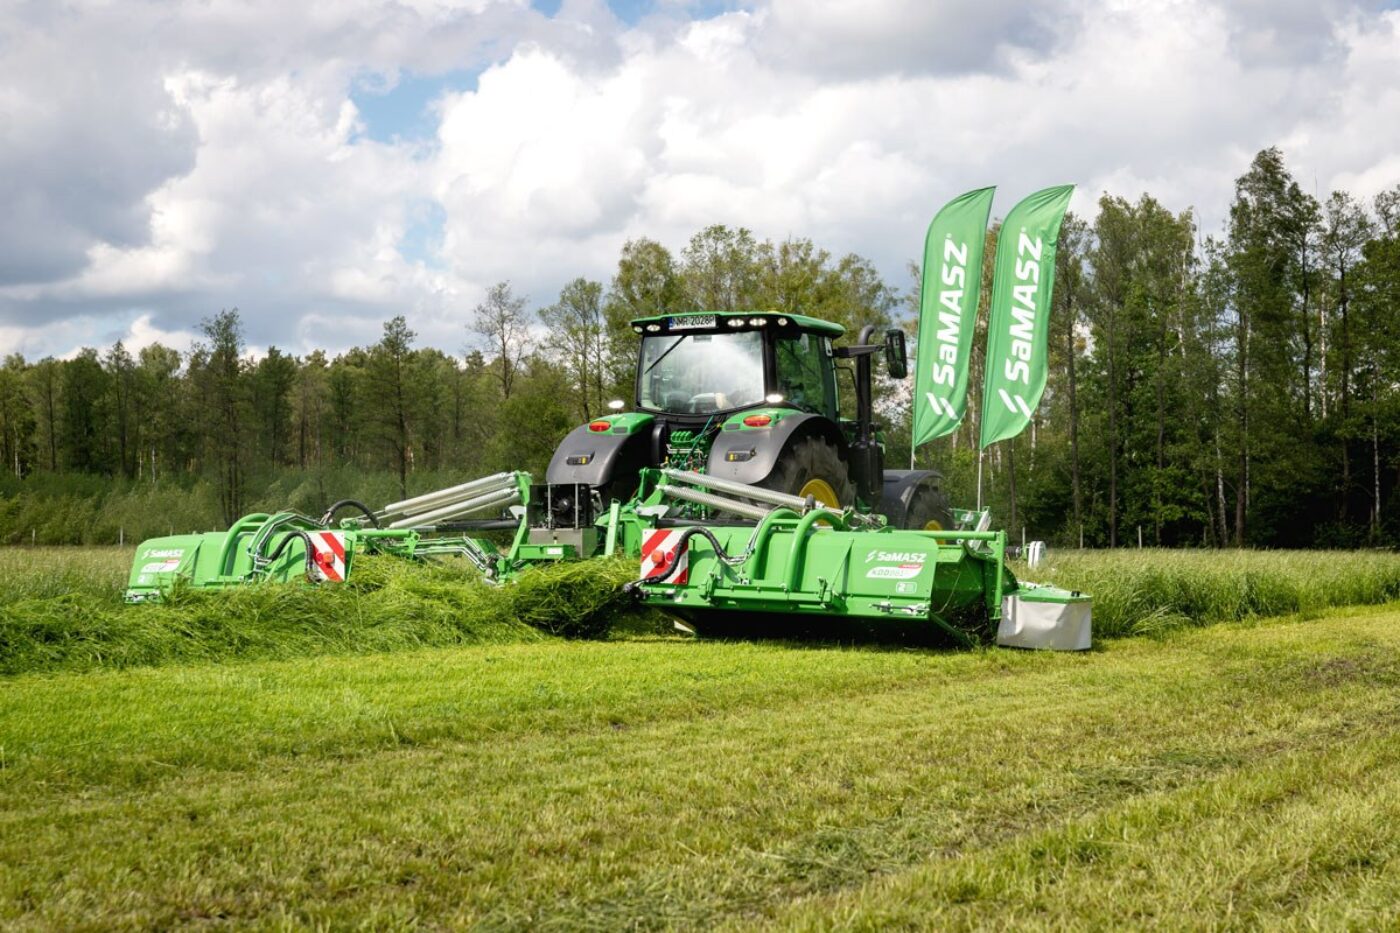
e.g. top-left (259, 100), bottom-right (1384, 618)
top-left (3, 546), bottom-right (1400, 927)
top-left (2, 604), bottom-right (1399, 927)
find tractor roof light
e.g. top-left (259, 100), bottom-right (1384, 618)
top-left (748, 317), bottom-right (766, 326)
top-left (727, 318), bottom-right (745, 328)
top-left (776, 317), bottom-right (789, 326)
top-left (645, 324), bottom-right (661, 332)
top-left (743, 414), bottom-right (772, 427)
top-left (588, 420), bottom-right (611, 432)
top-left (633, 326), bottom-right (643, 334)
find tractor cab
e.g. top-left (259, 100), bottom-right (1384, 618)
top-left (632, 312), bottom-right (844, 423)
top-left (545, 308), bottom-right (945, 530)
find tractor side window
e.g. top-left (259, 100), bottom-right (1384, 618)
top-left (775, 333), bottom-right (834, 416)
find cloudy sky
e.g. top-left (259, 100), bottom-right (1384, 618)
top-left (2, 0), bottom-right (1398, 360)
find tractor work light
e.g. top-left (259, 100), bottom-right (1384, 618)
top-left (727, 318), bottom-right (745, 328)
top-left (607, 399), bottom-right (625, 411)
top-left (645, 324), bottom-right (661, 332)
top-left (764, 393), bottom-right (785, 404)
top-left (633, 326), bottom-right (643, 334)
top-left (748, 317), bottom-right (766, 326)
top-left (777, 317), bottom-right (789, 326)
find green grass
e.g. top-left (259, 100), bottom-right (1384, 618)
top-left (0, 547), bottom-right (646, 676)
top-left (4, 546), bottom-right (1400, 677)
top-left (1021, 547), bottom-right (1400, 637)
top-left (2, 604), bottom-right (1400, 927)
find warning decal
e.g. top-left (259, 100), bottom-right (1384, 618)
top-left (307, 532), bottom-right (348, 582)
top-left (639, 529), bottom-right (689, 585)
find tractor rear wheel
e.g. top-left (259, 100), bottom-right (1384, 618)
top-left (598, 472), bottom-right (639, 508)
top-left (758, 436), bottom-right (855, 510)
top-left (903, 483), bottom-right (954, 531)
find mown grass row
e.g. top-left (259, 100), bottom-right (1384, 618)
top-left (0, 548), bottom-right (644, 676)
top-left (3, 546), bottom-right (1399, 677)
top-left (1026, 548), bottom-right (1400, 638)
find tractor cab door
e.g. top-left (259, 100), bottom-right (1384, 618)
top-left (772, 331), bottom-right (838, 420)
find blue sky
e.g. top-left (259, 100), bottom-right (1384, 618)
top-left (350, 1), bottom-right (743, 143)
top-left (351, 70), bottom-right (482, 144)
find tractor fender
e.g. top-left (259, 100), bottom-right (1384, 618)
top-left (878, 469), bottom-right (944, 526)
top-left (546, 415), bottom-right (655, 489)
top-left (706, 412), bottom-right (848, 486)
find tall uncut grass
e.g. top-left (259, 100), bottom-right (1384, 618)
top-left (1026, 548), bottom-right (1400, 637)
top-left (0, 548), bottom-right (641, 676)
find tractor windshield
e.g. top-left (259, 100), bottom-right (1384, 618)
top-left (638, 331), bottom-right (766, 414)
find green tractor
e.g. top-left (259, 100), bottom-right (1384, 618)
top-left (123, 310), bottom-right (1092, 651)
top-left (546, 311), bottom-right (952, 531)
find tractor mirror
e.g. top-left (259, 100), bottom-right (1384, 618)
top-left (884, 329), bottom-right (908, 379)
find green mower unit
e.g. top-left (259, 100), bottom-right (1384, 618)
top-left (126, 311), bottom-right (1092, 650)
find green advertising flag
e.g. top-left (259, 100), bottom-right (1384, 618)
top-left (912, 187), bottom-right (996, 447)
top-left (980, 184), bottom-right (1074, 449)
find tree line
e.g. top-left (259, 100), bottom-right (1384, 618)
top-left (0, 147), bottom-right (1396, 547)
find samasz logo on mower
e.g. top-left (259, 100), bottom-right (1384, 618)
top-left (864, 550), bottom-right (927, 564)
top-left (863, 550), bottom-right (927, 581)
top-left (139, 547), bottom-right (184, 574)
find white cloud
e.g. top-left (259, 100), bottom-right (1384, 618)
top-left (755, 0), bottom-right (1075, 77)
top-left (124, 314), bottom-right (201, 356)
top-left (0, 0), bottom-right (1397, 362)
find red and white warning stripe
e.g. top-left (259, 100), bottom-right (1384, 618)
top-left (307, 531), bottom-right (348, 582)
top-left (640, 529), bottom-right (689, 585)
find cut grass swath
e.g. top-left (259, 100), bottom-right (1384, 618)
top-left (0, 548), bottom-right (645, 676)
top-left (3, 546), bottom-right (1399, 676)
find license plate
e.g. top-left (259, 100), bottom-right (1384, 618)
top-left (669, 314), bottom-right (715, 330)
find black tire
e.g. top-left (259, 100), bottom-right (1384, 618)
top-left (903, 483), bottom-right (954, 531)
top-left (598, 473), bottom-right (639, 508)
top-left (757, 435), bottom-right (855, 510)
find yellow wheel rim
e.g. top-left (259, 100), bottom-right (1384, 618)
top-left (798, 478), bottom-right (840, 508)
top-left (923, 519), bottom-right (944, 531)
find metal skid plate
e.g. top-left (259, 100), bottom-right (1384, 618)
top-left (996, 585), bottom-right (1092, 651)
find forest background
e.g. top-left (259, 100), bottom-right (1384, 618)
top-left (1, 147), bottom-right (1397, 549)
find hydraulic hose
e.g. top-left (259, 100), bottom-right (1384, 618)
top-left (319, 499), bottom-right (380, 527)
top-left (262, 530), bottom-right (319, 581)
top-left (624, 505), bottom-right (806, 598)
top-left (623, 525), bottom-right (761, 597)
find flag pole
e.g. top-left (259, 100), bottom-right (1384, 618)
top-left (910, 410), bottom-right (916, 470)
top-left (976, 447), bottom-right (984, 511)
